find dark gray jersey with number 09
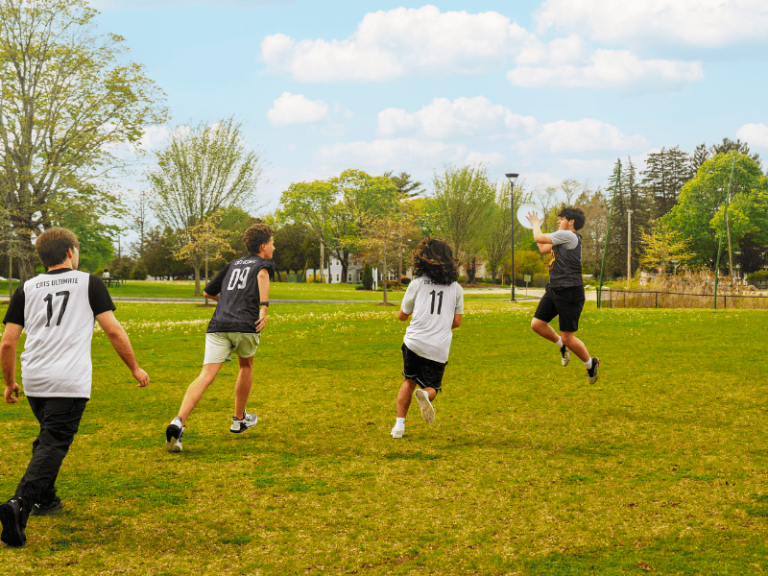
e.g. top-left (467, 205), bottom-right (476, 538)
top-left (204, 256), bottom-right (275, 334)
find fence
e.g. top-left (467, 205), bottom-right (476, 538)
top-left (599, 288), bottom-right (768, 310)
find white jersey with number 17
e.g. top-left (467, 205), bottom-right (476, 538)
top-left (21, 270), bottom-right (96, 398)
top-left (401, 276), bottom-right (464, 363)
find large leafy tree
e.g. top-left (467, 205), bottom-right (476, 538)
top-left (665, 152), bottom-right (768, 269)
top-left (0, 0), bottom-right (168, 280)
top-left (431, 164), bottom-right (495, 267)
top-left (147, 117), bottom-right (264, 294)
top-left (638, 221), bottom-right (694, 271)
top-left (272, 223), bottom-right (320, 279)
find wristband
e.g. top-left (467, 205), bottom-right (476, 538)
top-left (260, 302), bottom-right (269, 307)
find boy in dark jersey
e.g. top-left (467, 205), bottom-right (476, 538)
top-left (165, 224), bottom-right (275, 452)
top-left (528, 207), bottom-right (599, 384)
top-left (1, 228), bottom-right (149, 547)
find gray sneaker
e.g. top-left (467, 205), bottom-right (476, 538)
top-left (165, 417), bottom-right (184, 453)
top-left (414, 389), bottom-right (435, 424)
top-left (230, 410), bottom-right (258, 433)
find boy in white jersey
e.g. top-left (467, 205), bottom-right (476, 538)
top-left (391, 237), bottom-right (464, 439)
top-left (1, 228), bottom-right (150, 547)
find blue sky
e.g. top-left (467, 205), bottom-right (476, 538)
top-left (90, 0), bottom-right (768, 215)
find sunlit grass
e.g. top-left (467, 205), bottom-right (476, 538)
top-left (1, 302), bottom-right (767, 575)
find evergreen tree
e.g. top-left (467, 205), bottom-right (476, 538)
top-left (711, 138), bottom-right (761, 168)
top-left (641, 146), bottom-right (691, 219)
top-left (691, 143), bottom-right (710, 174)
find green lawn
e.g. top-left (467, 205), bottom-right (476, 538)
top-left (0, 279), bottom-right (525, 302)
top-left (1, 303), bottom-right (767, 575)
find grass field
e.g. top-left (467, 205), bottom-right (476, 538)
top-left (0, 279), bottom-right (522, 302)
top-left (1, 302), bottom-right (767, 575)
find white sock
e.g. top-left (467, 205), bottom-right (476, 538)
top-left (395, 417), bottom-right (405, 429)
top-left (584, 359), bottom-right (593, 369)
top-left (555, 338), bottom-right (564, 349)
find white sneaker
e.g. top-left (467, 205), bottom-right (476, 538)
top-left (391, 426), bottom-right (405, 439)
top-left (414, 389), bottom-right (435, 424)
top-left (165, 417), bottom-right (184, 453)
top-left (231, 410), bottom-right (258, 433)
top-left (561, 345), bottom-right (570, 367)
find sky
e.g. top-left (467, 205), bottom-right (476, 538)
top-left (89, 0), bottom-right (768, 216)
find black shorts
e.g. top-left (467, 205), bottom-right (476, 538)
top-left (534, 285), bottom-right (586, 333)
top-left (401, 344), bottom-right (446, 392)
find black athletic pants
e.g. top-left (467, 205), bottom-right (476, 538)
top-left (13, 397), bottom-right (88, 508)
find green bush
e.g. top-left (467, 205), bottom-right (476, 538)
top-left (362, 263), bottom-right (373, 290)
top-left (533, 274), bottom-right (547, 288)
top-left (354, 284), bottom-right (366, 291)
top-left (747, 270), bottom-right (768, 283)
top-left (131, 262), bottom-right (148, 281)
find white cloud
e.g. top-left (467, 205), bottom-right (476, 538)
top-left (378, 96), bottom-right (537, 139)
top-left (536, 0), bottom-right (768, 47)
top-left (261, 5), bottom-right (535, 82)
top-left (267, 92), bottom-right (329, 126)
top-left (317, 138), bottom-right (467, 168)
top-left (736, 123), bottom-right (768, 148)
top-left (508, 49), bottom-right (703, 89)
top-left (463, 152), bottom-right (505, 167)
top-left (515, 119), bottom-right (648, 153)
top-left (561, 158), bottom-right (616, 175)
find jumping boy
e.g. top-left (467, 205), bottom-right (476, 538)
top-left (528, 207), bottom-right (599, 383)
top-left (1, 228), bottom-right (150, 547)
top-left (391, 237), bottom-right (463, 439)
top-left (165, 223), bottom-right (275, 452)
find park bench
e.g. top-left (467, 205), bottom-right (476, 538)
top-left (104, 277), bottom-right (124, 288)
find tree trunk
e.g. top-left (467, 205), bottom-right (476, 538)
top-left (382, 255), bottom-right (388, 305)
top-left (194, 265), bottom-right (201, 296)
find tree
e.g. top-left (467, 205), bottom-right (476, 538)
top-left (174, 213), bottom-right (232, 296)
top-left (272, 223), bottom-right (320, 279)
top-left (711, 138), bottom-right (761, 168)
top-left (639, 221), bottom-right (694, 271)
top-left (515, 250), bottom-right (547, 279)
top-left (559, 179), bottom-right (582, 206)
top-left (482, 181), bottom-right (532, 284)
top-left (575, 187), bottom-right (611, 276)
top-left (127, 190), bottom-right (153, 259)
top-left (142, 227), bottom-right (189, 280)
top-left (665, 152), bottom-right (768, 269)
top-left (147, 117), bottom-right (264, 293)
top-left (641, 146), bottom-right (692, 219)
top-left (431, 165), bottom-right (495, 267)
top-left (357, 213), bottom-right (417, 305)
top-left (0, 0), bottom-right (167, 281)
top-left (385, 171), bottom-right (424, 198)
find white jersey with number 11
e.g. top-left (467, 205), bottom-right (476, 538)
top-left (401, 276), bottom-right (464, 363)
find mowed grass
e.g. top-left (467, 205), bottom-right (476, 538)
top-left (1, 302), bottom-right (767, 575)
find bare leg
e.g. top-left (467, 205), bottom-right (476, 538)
top-left (422, 387), bottom-right (437, 401)
top-left (396, 379), bottom-right (418, 418)
top-left (234, 356), bottom-right (254, 419)
top-left (531, 318), bottom-right (560, 344)
top-left (179, 363), bottom-right (222, 425)
top-left (561, 331), bottom-right (590, 363)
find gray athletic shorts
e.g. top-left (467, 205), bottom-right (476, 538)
top-left (203, 332), bottom-right (260, 365)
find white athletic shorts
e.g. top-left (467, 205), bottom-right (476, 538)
top-left (203, 332), bottom-right (260, 365)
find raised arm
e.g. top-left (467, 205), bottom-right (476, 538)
top-left (529, 212), bottom-right (553, 254)
top-left (96, 311), bottom-right (150, 387)
top-left (1, 323), bottom-right (22, 403)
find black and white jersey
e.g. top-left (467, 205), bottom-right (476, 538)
top-left (204, 255), bottom-right (275, 334)
top-left (401, 276), bottom-right (464, 363)
top-left (2, 269), bottom-right (115, 398)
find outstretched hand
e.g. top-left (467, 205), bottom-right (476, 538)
top-left (526, 211), bottom-right (542, 227)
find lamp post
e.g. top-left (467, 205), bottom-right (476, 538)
top-left (505, 172), bottom-right (519, 302)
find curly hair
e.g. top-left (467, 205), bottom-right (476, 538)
top-left (35, 227), bottom-right (80, 268)
top-left (557, 206), bottom-right (586, 231)
top-left (411, 237), bottom-right (459, 285)
top-left (243, 223), bottom-right (275, 255)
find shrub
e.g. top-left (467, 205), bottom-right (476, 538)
top-left (131, 262), bottom-right (148, 281)
top-left (354, 284), bottom-right (366, 291)
top-left (747, 270), bottom-right (768, 283)
top-left (362, 263), bottom-right (373, 290)
top-left (533, 274), bottom-right (547, 288)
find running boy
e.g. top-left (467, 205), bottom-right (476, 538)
top-left (528, 207), bottom-right (599, 383)
top-left (391, 237), bottom-right (463, 439)
top-left (1, 228), bottom-right (149, 547)
top-left (165, 223), bottom-right (275, 452)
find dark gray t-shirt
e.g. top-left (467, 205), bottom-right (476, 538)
top-left (548, 231), bottom-right (583, 288)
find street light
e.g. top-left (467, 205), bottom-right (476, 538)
top-left (505, 172), bottom-right (519, 302)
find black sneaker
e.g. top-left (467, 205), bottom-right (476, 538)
top-left (560, 345), bottom-right (570, 367)
top-left (165, 417), bottom-right (184, 452)
top-left (0, 498), bottom-right (28, 547)
top-left (31, 497), bottom-right (62, 516)
top-left (587, 357), bottom-right (600, 384)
